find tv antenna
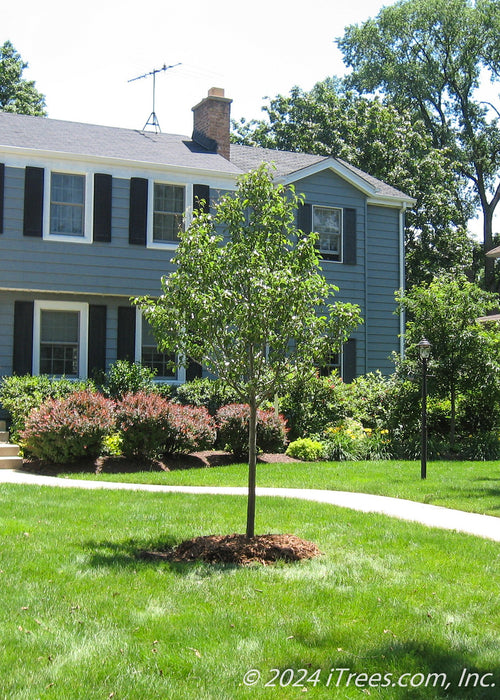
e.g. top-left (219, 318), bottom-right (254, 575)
top-left (128, 62), bottom-right (181, 133)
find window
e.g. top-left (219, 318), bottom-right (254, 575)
top-left (50, 173), bottom-right (85, 236)
top-left (319, 352), bottom-right (341, 377)
top-left (313, 206), bottom-right (342, 261)
top-left (141, 316), bottom-right (176, 379)
top-left (136, 310), bottom-right (185, 383)
top-left (153, 183), bottom-right (185, 242)
top-left (33, 301), bottom-right (88, 377)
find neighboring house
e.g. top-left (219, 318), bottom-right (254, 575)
top-left (0, 88), bottom-right (414, 386)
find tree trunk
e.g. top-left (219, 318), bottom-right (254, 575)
top-left (246, 398), bottom-right (258, 539)
top-left (483, 204), bottom-right (496, 293)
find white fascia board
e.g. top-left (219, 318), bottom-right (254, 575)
top-left (0, 145), bottom-right (239, 190)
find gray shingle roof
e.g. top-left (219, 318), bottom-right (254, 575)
top-left (0, 111), bottom-right (412, 201)
top-left (0, 111), bottom-right (241, 174)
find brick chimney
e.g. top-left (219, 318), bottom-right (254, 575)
top-left (192, 87), bottom-right (232, 160)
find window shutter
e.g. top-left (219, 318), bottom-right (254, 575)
top-left (93, 174), bottom-right (112, 242)
top-left (0, 163), bottom-right (4, 234)
top-left (23, 167), bottom-right (44, 237)
top-left (297, 202), bottom-right (312, 234)
top-left (129, 177), bottom-right (148, 245)
top-left (13, 301), bottom-right (34, 375)
top-left (193, 184), bottom-right (210, 215)
top-left (88, 305), bottom-right (107, 375)
top-left (342, 338), bottom-right (357, 383)
top-left (117, 306), bottom-right (136, 361)
top-left (343, 208), bottom-right (357, 265)
top-left (186, 360), bottom-right (203, 381)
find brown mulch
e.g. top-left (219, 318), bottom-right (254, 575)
top-left (21, 451), bottom-right (298, 475)
top-left (140, 533), bottom-right (322, 566)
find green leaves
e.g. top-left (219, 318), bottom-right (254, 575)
top-left (0, 41), bottom-right (46, 116)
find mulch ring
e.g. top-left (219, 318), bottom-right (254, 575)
top-left (139, 533), bottom-right (322, 567)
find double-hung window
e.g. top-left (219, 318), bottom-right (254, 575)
top-left (153, 183), bottom-right (185, 243)
top-left (313, 206), bottom-right (342, 261)
top-left (140, 315), bottom-right (177, 379)
top-left (33, 301), bottom-right (88, 377)
top-left (44, 171), bottom-right (92, 243)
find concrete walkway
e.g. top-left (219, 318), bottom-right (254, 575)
top-left (1, 468), bottom-right (499, 543)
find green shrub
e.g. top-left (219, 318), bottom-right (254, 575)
top-left (115, 392), bottom-right (216, 460)
top-left (20, 390), bottom-right (115, 463)
top-left (320, 419), bottom-right (392, 461)
top-left (172, 378), bottom-right (239, 415)
top-left (0, 374), bottom-right (93, 444)
top-left (286, 438), bottom-right (325, 461)
top-left (215, 403), bottom-right (288, 457)
top-left (103, 360), bottom-right (158, 400)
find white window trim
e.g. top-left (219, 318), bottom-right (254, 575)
top-left (147, 181), bottom-right (192, 250)
top-left (43, 168), bottom-right (93, 244)
top-left (135, 308), bottom-right (186, 384)
top-left (33, 300), bottom-right (89, 378)
top-left (313, 205), bottom-right (343, 263)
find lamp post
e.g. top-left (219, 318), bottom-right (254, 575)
top-left (417, 338), bottom-right (431, 480)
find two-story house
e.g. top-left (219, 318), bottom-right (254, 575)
top-left (0, 88), bottom-right (414, 386)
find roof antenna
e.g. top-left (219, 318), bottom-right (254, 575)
top-left (128, 62), bottom-right (181, 133)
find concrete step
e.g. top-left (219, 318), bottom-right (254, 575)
top-left (0, 431), bottom-right (9, 443)
top-left (0, 455), bottom-right (23, 469)
top-left (0, 443), bottom-right (20, 457)
top-left (0, 420), bottom-right (6, 432)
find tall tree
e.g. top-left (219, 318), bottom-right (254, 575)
top-left (396, 275), bottom-right (499, 446)
top-left (338, 0), bottom-right (500, 291)
top-left (136, 165), bottom-right (361, 538)
top-left (0, 40), bottom-right (46, 116)
top-left (232, 79), bottom-right (474, 288)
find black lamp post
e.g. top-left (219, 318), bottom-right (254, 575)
top-left (417, 338), bottom-right (431, 480)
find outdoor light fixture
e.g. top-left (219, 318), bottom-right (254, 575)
top-left (417, 338), bottom-right (431, 479)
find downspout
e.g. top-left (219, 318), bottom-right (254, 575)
top-left (399, 205), bottom-right (406, 358)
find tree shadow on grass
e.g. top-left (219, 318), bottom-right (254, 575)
top-left (282, 640), bottom-right (499, 698)
top-left (81, 537), bottom-right (243, 576)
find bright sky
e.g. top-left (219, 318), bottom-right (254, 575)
top-left (3, 0), bottom-right (399, 134)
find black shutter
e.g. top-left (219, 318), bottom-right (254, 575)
top-left (117, 306), bottom-right (136, 361)
top-left (23, 167), bottom-right (44, 237)
top-left (343, 208), bottom-right (357, 265)
top-left (129, 177), bottom-right (148, 245)
top-left (193, 184), bottom-right (210, 215)
top-left (0, 163), bottom-right (4, 234)
top-left (13, 301), bottom-right (34, 375)
top-left (342, 338), bottom-right (357, 383)
top-left (186, 360), bottom-right (203, 381)
top-left (88, 305), bottom-right (107, 375)
top-left (297, 202), bottom-right (312, 233)
top-left (93, 174), bottom-right (112, 242)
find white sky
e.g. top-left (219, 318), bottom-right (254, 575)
top-left (3, 0), bottom-right (399, 134)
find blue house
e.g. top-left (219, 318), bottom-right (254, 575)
top-left (0, 88), bottom-right (413, 386)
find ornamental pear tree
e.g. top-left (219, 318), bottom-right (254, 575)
top-left (136, 165), bottom-right (362, 538)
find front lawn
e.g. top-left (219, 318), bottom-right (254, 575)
top-left (58, 459), bottom-right (500, 517)
top-left (1, 484), bottom-right (499, 698)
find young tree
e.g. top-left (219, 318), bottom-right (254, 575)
top-left (0, 40), bottom-right (46, 116)
top-left (232, 78), bottom-right (474, 289)
top-left (396, 275), bottom-right (500, 446)
top-left (136, 165), bottom-right (362, 538)
top-left (338, 0), bottom-right (500, 291)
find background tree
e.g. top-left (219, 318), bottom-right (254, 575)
top-left (338, 0), bottom-right (500, 291)
top-left (232, 78), bottom-right (474, 288)
top-left (0, 40), bottom-right (46, 116)
top-left (136, 165), bottom-right (362, 538)
top-left (396, 275), bottom-right (500, 447)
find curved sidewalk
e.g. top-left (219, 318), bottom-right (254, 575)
top-left (1, 469), bottom-right (499, 543)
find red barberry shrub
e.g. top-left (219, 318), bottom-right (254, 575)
top-left (115, 393), bottom-right (216, 459)
top-left (215, 403), bottom-right (288, 457)
top-left (21, 390), bottom-right (115, 464)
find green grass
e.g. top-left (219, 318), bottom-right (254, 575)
top-left (0, 484), bottom-right (499, 699)
top-left (59, 459), bottom-right (500, 517)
